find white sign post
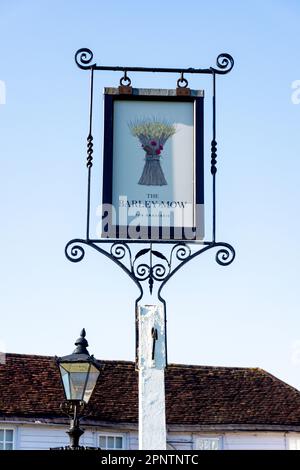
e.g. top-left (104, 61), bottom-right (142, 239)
top-left (138, 305), bottom-right (167, 450)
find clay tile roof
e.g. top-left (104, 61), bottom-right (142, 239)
top-left (1, 354), bottom-right (300, 426)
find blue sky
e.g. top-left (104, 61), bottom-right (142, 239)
top-left (1, 0), bottom-right (300, 389)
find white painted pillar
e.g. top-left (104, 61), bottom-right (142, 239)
top-left (138, 304), bottom-right (167, 450)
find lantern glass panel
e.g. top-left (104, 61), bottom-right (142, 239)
top-left (83, 364), bottom-right (100, 403)
top-left (59, 362), bottom-right (90, 401)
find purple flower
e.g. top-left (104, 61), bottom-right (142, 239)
top-left (155, 149), bottom-right (161, 155)
top-left (159, 144), bottom-right (163, 150)
top-left (150, 140), bottom-right (157, 146)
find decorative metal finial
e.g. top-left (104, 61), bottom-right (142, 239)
top-left (73, 328), bottom-right (89, 355)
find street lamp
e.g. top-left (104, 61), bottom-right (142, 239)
top-left (56, 328), bottom-right (102, 449)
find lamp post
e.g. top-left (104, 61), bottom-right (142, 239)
top-left (56, 328), bottom-right (102, 450)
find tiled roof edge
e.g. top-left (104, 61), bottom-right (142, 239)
top-left (4, 353), bottom-right (259, 371)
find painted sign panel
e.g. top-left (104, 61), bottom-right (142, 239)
top-left (102, 88), bottom-right (204, 240)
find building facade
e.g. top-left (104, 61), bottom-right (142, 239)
top-left (1, 354), bottom-right (300, 450)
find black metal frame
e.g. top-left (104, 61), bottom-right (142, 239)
top-left (102, 90), bottom-right (204, 240)
top-left (65, 48), bottom-right (235, 364)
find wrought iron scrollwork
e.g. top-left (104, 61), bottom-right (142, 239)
top-left (75, 48), bottom-right (95, 70)
top-left (110, 242), bottom-right (129, 261)
top-left (211, 53), bottom-right (234, 74)
top-left (74, 48), bottom-right (234, 76)
top-left (215, 245), bottom-right (235, 266)
top-left (171, 243), bottom-right (192, 262)
top-left (65, 242), bottom-right (86, 263)
top-left (133, 248), bottom-right (170, 294)
top-left (65, 239), bottom-right (235, 302)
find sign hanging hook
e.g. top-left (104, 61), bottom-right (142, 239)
top-left (177, 71), bottom-right (188, 88)
top-left (120, 70), bottom-right (132, 87)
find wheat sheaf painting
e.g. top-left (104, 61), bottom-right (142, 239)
top-left (129, 118), bottom-right (176, 186)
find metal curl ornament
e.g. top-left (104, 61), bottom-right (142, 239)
top-left (215, 245), bottom-right (235, 266)
top-left (75, 48), bottom-right (95, 70)
top-left (172, 243), bottom-right (192, 262)
top-left (65, 241), bottom-right (86, 263)
top-left (152, 263), bottom-right (168, 280)
top-left (135, 263), bottom-right (150, 281)
top-left (110, 242), bottom-right (127, 260)
top-left (211, 53), bottom-right (234, 74)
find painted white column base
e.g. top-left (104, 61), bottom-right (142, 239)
top-left (139, 367), bottom-right (166, 450)
top-left (138, 305), bottom-right (166, 450)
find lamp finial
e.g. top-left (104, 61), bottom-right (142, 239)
top-left (73, 328), bottom-right (89, 355)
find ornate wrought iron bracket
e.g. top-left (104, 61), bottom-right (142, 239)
top-left (65, 239), bottom-right (235, 305)
top-left (75, 48), bottom-right (234, 75)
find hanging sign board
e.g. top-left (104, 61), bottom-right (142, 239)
top-left (101, 88), bottom-right (204, 240)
